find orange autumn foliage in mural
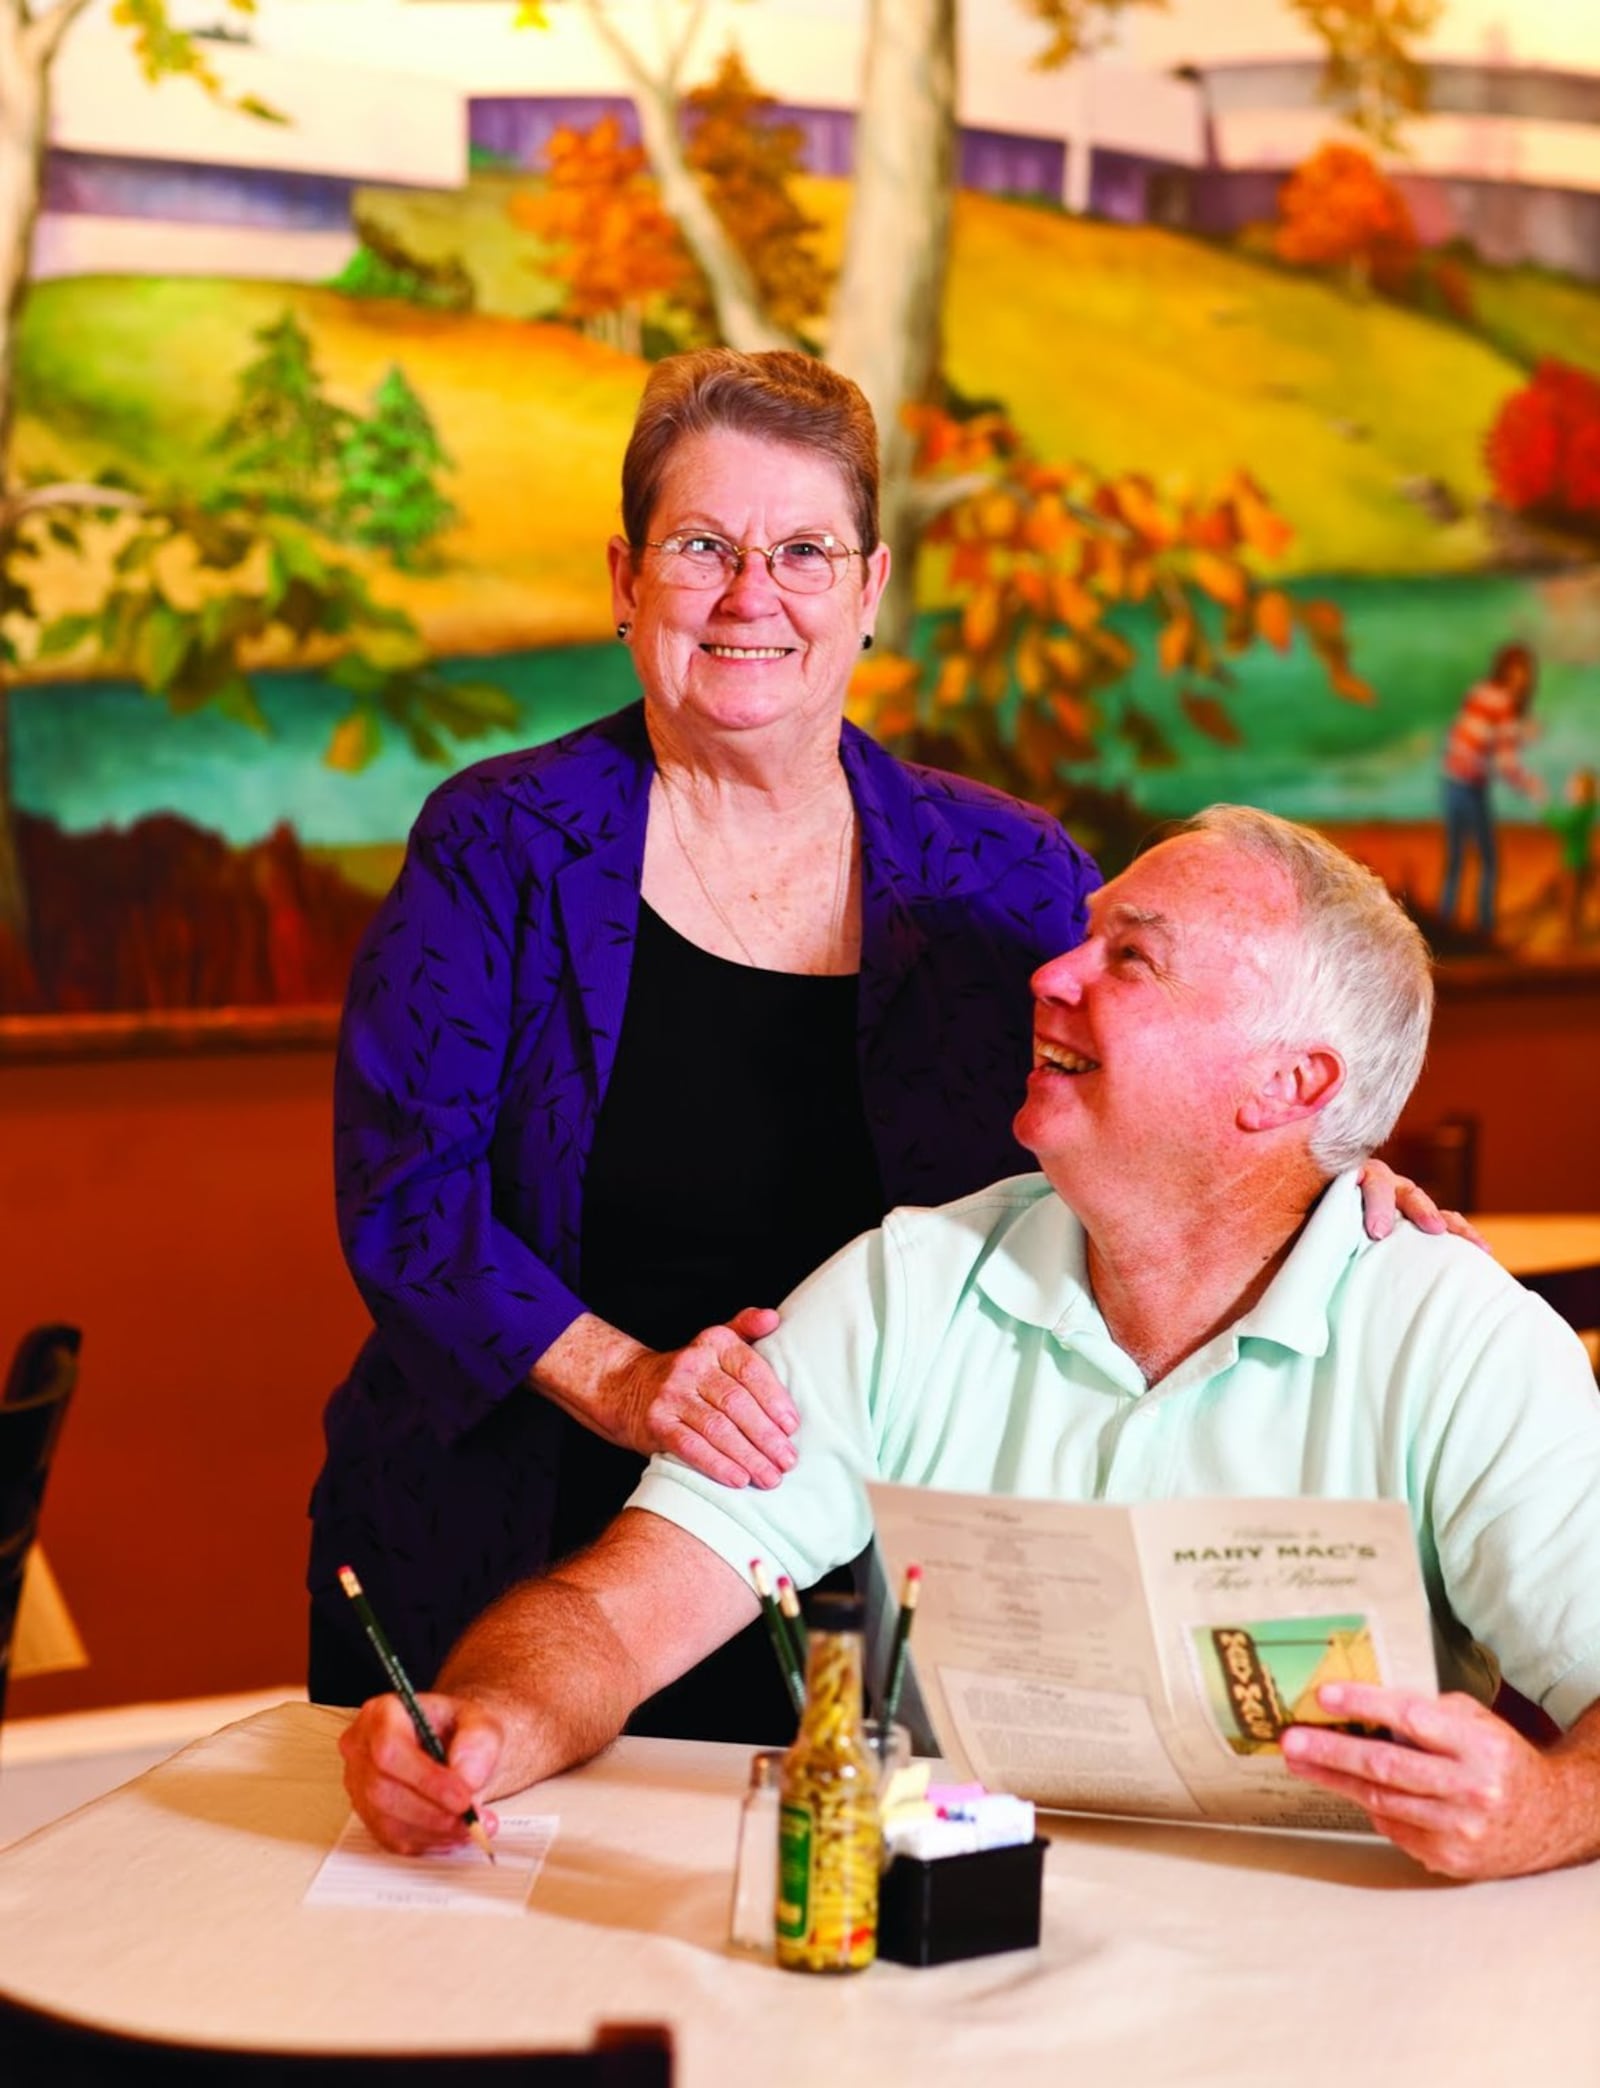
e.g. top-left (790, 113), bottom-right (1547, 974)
top-left (511, 116), bottom-right (695, 351)
top-left (511, 57), bottom-right (830, 354)
top-left (679, 50), bottom-right (834, 338)
top-left (850, 407), bottom-right (1371, 838)
top-left (1274, 141), bottom-right (1419, 294)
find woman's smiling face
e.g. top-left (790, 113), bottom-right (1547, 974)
top-left (609, 427), bottom-right (889, 747)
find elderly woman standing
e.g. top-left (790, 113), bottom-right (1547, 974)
top-left (308, 349), bottom-right (1434, 1738)
top-left (307, 348), bottom-right (1100, 1735)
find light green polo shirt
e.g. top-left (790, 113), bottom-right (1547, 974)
top-left (631, 1170), bottom-right (1600, 1727)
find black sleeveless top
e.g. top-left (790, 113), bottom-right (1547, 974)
top-left (557, 901), bottom-right (882, 1741)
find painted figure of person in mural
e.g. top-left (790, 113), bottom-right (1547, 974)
top-left (1545, 766), bottom-right (1597, 946)
top-left (1438, 642), bottom-right (1546, 938)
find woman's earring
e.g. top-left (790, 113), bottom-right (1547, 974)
top-left (860, 633), bottom-right (874, 652)
top-left (617, 622), bottom-right (631, 640)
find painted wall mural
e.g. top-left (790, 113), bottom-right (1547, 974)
top-left (3, 0), bottom-right (1597, 1029)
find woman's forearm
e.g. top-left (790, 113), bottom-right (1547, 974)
top-left (529, 1313), bottom-right (651, 1440)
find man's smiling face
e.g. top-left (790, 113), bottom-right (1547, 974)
top-left (1013, 832), bottom-right (1300, 1205)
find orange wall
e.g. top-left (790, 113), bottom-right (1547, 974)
top-left (1394, 977), bottom-right (1600, 1212)
top-left (4, 977), bottom-right (1597, 1715)
top-left (3, 1046), bottom-right (367, 1717)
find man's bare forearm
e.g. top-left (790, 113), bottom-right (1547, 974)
top-left (1539, 1697), bottom-right (1600, 1869)
top-left (438, 1570), bottom-right (647, 1798)
top-left (435, 1508), bottom-right (762, 1799)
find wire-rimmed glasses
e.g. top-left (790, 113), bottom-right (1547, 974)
top-left (643, 531), bottom-right (863, 594)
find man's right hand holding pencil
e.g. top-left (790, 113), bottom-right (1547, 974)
top-left (338, 1691), bottom-right (509, 1857)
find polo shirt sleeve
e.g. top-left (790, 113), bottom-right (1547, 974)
top-left (626, 1221), bottom-right (907, 1592)
top-left (1423, 1284), bottom-right (1600, 1728)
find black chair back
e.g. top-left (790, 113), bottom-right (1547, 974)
top-left (0, 1999), bottom-right (672, 2084)
top-left (0, 1324), bottom-right (82, 1731)
top-left (1517, 1263), bottom-right (1600, 1343)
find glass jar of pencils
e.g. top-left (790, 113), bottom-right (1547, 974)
top-left (775, 1591), bottom-right (879, 1974)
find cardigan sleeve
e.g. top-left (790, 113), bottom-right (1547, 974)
top-left (333, 782), bottom-right (590, 1446)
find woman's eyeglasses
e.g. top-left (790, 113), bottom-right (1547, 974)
top-left (643, 532), bottom-right (863, 594)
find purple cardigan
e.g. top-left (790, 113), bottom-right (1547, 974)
top-left (309, 703), bottom-right (1099, 1682)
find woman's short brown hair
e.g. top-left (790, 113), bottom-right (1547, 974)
top-left (620, 348), bottom-right (881, 553)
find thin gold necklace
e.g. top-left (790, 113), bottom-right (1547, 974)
top-left (659, 779), bottom-right (854, 971)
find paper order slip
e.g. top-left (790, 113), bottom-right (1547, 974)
top-left (305, 1814), bottom-right (558, 1913)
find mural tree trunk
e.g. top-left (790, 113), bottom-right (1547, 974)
top-left (0, 0), bottom-right (94, 950)
top-left (576, 0), bottom-right (789, 355)
top-left (0, 0), bottom-right (79, 471)
top-left (579, 0), bottom-right (957, 650)
top-left (827, 0), bottom-right (958, 651)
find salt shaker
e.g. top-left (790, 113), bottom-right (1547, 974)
top-left (728, 1748), bottom-right (784, 1955)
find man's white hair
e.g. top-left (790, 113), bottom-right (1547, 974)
top-left (1173, 805), bottom-right (1434, 1176)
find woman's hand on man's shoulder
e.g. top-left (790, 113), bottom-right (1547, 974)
top-left (534, 1308), bottom-right (800, 1487)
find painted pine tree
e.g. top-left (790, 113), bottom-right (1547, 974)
top-left (335, 368), bottom-right (459, 573)
top-left (212, 313), bottom-right (354, 520)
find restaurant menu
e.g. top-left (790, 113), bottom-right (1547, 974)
top-left (866, 1484), bottom-right (1438, 1835)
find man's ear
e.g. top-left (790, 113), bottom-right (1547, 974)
top-left (1239, 1047), bottom-right (1345, 1133)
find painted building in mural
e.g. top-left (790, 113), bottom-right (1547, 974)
top-left (39, 7), bottom-right (1600, 284)
top-left (1184, 57), bottom-right (1600, 276)
top-left (37, 31), bottom-right (463, 283)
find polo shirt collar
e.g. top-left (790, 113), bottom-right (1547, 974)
top-left (1230, 1169), bottom-right (1367, 1360)
top-left (976, 1168), bottom-right (1368, 1366)
top-left (976, 1182), bottom-right (1095, 1335)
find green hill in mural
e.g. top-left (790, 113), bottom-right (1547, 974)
top-left (14, 181), bottom-right (1596, 665)
top-left (13, 280), bottom-right (640, 656)
top-left (939, 196), bottom-right (1510, 579)
top-left (352, 169), bottom-right (1576, 580)
top-left (1462, 262), bottom-right (1600, 386)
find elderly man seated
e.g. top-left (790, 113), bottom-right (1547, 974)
top-left (343, 806), bottom-right (1600, 1880)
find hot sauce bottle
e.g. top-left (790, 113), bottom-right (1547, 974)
top-left (775, 1590), bottom-right (879, 1973)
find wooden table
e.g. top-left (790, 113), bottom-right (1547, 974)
top-left (0, 1703), bottom-right (1597, 2084)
